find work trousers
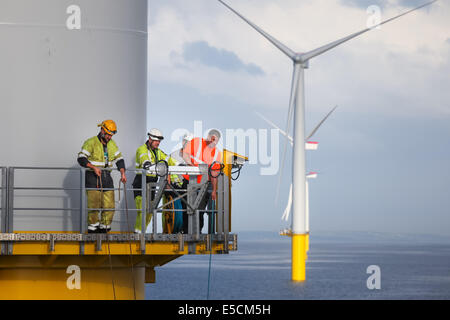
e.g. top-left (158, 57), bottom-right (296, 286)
top-left (133, 174), bottom-right (157, 232)
top-left (185, 180), bottom-right (213, 234)
top-left (87, 190), bottom-right (115, 227)
top-left (85, 170), bottom-right (115, 228)
top-left (198, 184), bottom-right (213, 233)
top-left (134, 195), bottom-right (153, 232)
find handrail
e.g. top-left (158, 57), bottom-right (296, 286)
top-left (1, 167), bottom-right (7, 234)
top-left (0, 166), bottom-right (229, 239)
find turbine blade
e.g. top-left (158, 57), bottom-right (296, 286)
top-left (275, 64), bottom-right (301, 202)
top-left (281, 184), bottom-right (293, 221)
top-left (300, 0), bottom-right (438, 62)
top-left (255, 111), bottom-right (293, 145)
top-left (218, 0), bottom-right (296, 60)
top-left (306, 105), bottom-right (338, 141)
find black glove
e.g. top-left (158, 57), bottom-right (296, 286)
top-left (143, 161), bottom-right (151, 170)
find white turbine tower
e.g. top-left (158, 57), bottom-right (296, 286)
top-left (257, 106), bottom-right (336, 260)
top-left (218, 0), bottom-right (438, 282)
top-left (256, 105), bottom-right (337, 223)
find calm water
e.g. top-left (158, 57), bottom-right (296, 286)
top-left (146, 232), bottom-right (450, 300)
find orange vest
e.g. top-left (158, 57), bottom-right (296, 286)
top-left (183, 137), bottom-right (222, 183)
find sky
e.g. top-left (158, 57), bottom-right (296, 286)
top-left (146, 0), bottom-right (450, 236)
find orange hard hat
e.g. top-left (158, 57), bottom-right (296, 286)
top-left (98, 120), bottom-right (117, 135)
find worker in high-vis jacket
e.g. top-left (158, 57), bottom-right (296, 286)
top-left (132, 128), bottom-right (181, 233)
top-left (182, 129), bottom-right (223, 233)
top-left (77, 120), bottom-right (127, 233)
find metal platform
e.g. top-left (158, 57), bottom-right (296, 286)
top-left (0, 232), bottom-right (237, 255)
top-left (0, 165), bottom-right (240, 256)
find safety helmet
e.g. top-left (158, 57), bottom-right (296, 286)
top-left (148, 128), bottom-right (164, 141)
top-left (98, 120), bottom-right (117, 135)
top-left (207, 128), bottom-right (221, 140)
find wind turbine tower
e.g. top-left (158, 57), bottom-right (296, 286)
top-left (218, 0), bottom-right (438, 282)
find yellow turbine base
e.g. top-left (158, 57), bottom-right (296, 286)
top-left (0, 267), bottom-right (145, 300)
top-left (292, 234), bottom-right (307, 282)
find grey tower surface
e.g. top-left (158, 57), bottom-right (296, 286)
top-left (0, 0), bottom-right (148, 231)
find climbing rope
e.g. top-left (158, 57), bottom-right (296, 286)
top-left (206, 200), bottom-right (215, 300)
top-left (208, 161), bottom-right (224, 179)
top-left (231, 165), bottom-right (243, 181)
top-left (123, 180), bottom-right (137, 300)
top-left (98, 172), bottom-right (116, 300)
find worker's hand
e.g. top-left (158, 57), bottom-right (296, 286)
top-left (121, 172), bottom-right (127, 184)
top-left (211, 191), bottom-right (217, 201)
top-left (143, 161), bottom-right (151, 170)
top-left (93, 166), bottom-right (102, 177)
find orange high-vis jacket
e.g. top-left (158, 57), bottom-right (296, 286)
top-left (183, 137), bottom-right (222, 183)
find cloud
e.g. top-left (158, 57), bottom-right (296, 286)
top-left (340, 0), bottom-right (388, 9)
top-left (181, 41), bottom-right (265, 76)
top-left (340, 0), bottom-right (433, 9)
top-left (397, 0), bottom-right (435, 8)
top-left (147, 0), bottom-right (450, 235)
top-left (148, 0), bottom-right (449, 116)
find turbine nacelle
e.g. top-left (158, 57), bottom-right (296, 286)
top-left (293, 54), bottom-right (308, 67)
top-left (292, 54), bottom-right (309, 69)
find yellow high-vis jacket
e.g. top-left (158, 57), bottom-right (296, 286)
top-left (135, 143), bottom-right (181, 186)
top-left (78, 135), bottom-right (124, 168)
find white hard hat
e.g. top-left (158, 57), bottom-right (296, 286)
top-left (183, 132), bottom-right (194, 142)
top-left (207, 128), bottom-right (221, 140)
top-left (148, 128), bottom-right (164, 141)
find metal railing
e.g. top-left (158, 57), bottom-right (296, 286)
top-left (1, 167), bottom-right (7, 254)
top-left (0, 165), bottom-right (233, 255)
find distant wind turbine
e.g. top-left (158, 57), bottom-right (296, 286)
top-left (218, 0), bottom-right (438, 282)
top-left (256, 106), bottom-right (337, 223)
top-left (256, 107), bottom-right (336, 148)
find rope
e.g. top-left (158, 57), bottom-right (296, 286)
top-left (166, 181), bottom-right (195, 212)
top-left (207, 245), bottom-right (213, 300)
top-left (166, 194), bottom-right (175, 234)
top-left (98, 173), bottom-right (116, 300)
top-left (123, 180), bottom-right (137, 300)
top-left (206, 199), bottom-right (215, 300)
top-left (208, 162), bottom-right (224, 179)
top-left (231, 165), bottom-right (243, 181)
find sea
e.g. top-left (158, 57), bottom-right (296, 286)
top-left (145, 231), bottom-right (450, 300)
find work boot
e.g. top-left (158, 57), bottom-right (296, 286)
top-left (99, 224), bottom-right (111, 233)
top-left (88, 223), bottom-right (99, 234)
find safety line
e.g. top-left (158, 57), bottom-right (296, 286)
top-left (206, 200), bottom-right (215, 300)
top-left (98, 174), bottom-right (116, 300)
top-left (123, 180), bottom-right (137, 300)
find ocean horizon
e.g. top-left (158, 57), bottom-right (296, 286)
top-left (146, 231), bottom-right (450, 300)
